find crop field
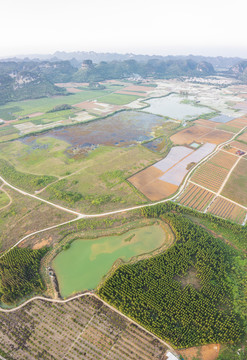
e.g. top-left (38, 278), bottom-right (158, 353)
top-left (0, 89), bottom-right (118, 120)
top-left (191, 162), bottom-right (228, 192)
top-left (207, 197), bottom-right (247, 224)
top-left (217, 116), bottom-right (247, 133)
top-left (230, 140), bottom-right (247, 152)
top-left (190, 149), bottom-right (239, 193)
top-left (0, 295), bottom-right (169, 360)
top-left (194, 118), bottom-right (218, 128)
top-left (129, 144), bottom-right (215, 201)
top-left (221, 157), bottom-right (247, 207)
top-left (170, 124), bottom-right (232, 145)
top-left (198, 129), bottom-right (233, 144)
top-left (178, 183), bottom-right (215, 211)
top-left (208, 150), bottom-right (237, 170)
top-left (170, 124), bottom-right (212, 145)
top-left (96, 93), bottom-right (139, 105)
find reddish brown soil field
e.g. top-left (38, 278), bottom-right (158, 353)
top-left (129, 166), bottom-right (178, 200)
top-left (200, 129), bottom-right (233, 144)
top-left (178, 343), bottom-right (220, 360)
top-left (195, 119), bottom-right (217, 128)
top-left (139, 179), bottom-right (178, 201)
top-left (129, 166), bottom-right (164, 188)
top-left (170, 125), bottom-right (212, 145)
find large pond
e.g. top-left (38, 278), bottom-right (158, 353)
top-left (144, 94), bottom-right (212, 120)
top-left (53, 224), bottom-right (166, 297)
top-left (20, 111), bottom-right (166, 150)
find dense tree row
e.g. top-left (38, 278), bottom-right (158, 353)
top-left (141, 202), bottom-right (247, 251)
top-left (99, 213), bottom-right (243, 348)
top-left (0, 247), bottom-right (48, 304)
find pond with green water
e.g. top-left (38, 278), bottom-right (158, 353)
top-left (53, 224), bottom-right (166, 297)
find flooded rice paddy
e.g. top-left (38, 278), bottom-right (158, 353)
top-left (20, 111), bottom-right (166, 150)
top-left (144, 94), bottom-right (212, 120)
top-left (53, 224), bottom-right (166, 297)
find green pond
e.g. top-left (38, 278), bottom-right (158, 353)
top-left (53, 224), bottom-right (166, 297)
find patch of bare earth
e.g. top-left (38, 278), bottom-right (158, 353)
top-left (178, 343), bottom-right (220, 360)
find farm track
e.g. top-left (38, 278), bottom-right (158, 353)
top-left (0, 122), bottom-right (246, 358)
top-left (0, 185), bottom-right (12, 211)
top-left (0, 125), bottom-right (246, 261)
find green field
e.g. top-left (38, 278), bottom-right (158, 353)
top-left (0, 89), bottom-right (111, 119)
top-left (53, 224), bottom-right (167, 297)
top-left (98, 93), bottom-right (139, 105)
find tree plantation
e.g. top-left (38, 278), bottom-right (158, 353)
top-left (99, 212), bottom-right (246, 348)
top-left (0, 247), bottom-right (48, 304)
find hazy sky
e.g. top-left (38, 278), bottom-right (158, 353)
top-left (1, 0), bottom-right (247, 58)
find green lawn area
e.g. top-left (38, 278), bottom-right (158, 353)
top-left (98, 93), bottom-right (139, 105)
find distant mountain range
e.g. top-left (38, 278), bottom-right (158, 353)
top-left (0, 61), bottom-right (76, 105)
top-left (0, 53), bottom-right (246, 106)
top-left (2, 51), bottom-right (246, 70)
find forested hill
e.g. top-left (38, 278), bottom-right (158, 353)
top-left (72, 58), bottom-right (215, 82)
top-left (229, 60), bottom-right (247, 81)
top-left (0, 60), bottom-right (76, 105)
top-left (0, 58), bottom-right (215, 105)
